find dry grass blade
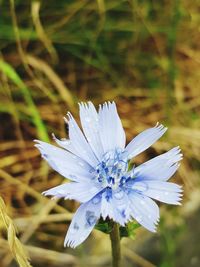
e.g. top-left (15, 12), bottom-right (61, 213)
top-left (123, 247), bottom-right (156, 267)
top-left (0, 169), bottom-right (70, 214)
top-left (31, 1), bottom-right (58, 63)
top-left (0, 239), bottom-right (78, 267)
top-left (26, 55), bottom-right (75, 109)
top-left (0, 196), bottom-right (32, 267)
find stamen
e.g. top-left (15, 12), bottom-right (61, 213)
top-left (95, 149), bottom-right (129, 189)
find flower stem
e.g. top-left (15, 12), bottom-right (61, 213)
top-left (110, 222), bottom-right (121, 267)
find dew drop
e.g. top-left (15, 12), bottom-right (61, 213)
top-left (164, 191), bottom-right (169, 195)
top-left (114, 190), bottom-right (124, 200)
top-left (78, 161), bottom-right (84, 167)
top-left (148, 214), bottom-right (152, 219)
top-left (140, 200), bottom-right (145, 205)
top-left (64, 140), bottom-right (71, 145)
top-left (89, 167), bottom-right (95, 173)
top-left (85, 117), bottom-right (91, 122)
top-left (132, 182), bottom-right (148, 192)
top-left (92, 195), bottom-right (101, 204)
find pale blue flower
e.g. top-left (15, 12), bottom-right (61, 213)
top-left (35, 101), bottom-right (183, 248)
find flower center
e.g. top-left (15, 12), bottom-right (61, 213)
top-left (94, 149), bottom-right (129, 189)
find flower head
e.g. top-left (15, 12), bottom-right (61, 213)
top-left (35, 101), bottom-right (183, 248)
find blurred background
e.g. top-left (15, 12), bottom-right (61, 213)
top-left (0, 0), bottom-right (200, 266)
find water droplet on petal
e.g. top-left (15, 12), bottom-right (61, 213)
top-left (165, 191), bottom-right (169, 195)
top-left (78, 161), bottom-right (84, 167)
top-left (89, 167), bottom-right (95, 173)
top-left (92, 195), bottom-right (101, 204)
top-left (85, 117), bottom-right (91, 122)
top-left (114, 190), bottom-right (124, 200)
top-left (140, 200), bottom-right (145, 205)
top-left (63, 140), bottom-right (71, 146)
top-left (148, 214), bottom-right (152, 219)
top-left (132, 182), bottom-right (148, 192)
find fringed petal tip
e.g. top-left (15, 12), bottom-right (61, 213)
top-left (78, 101), bottom-right (92, 108)
top-left (41, 190), bottom-right (60, 200)
top-left (155, 122), bottom-right (168, 131)
top-left (64, 200), bottom-right (101, 248)
top-left (63, 116), bottom-right (68, 124)
top-left (64, 237), bottom-right (84, 249)
top-left (42, 188), bottom-right (63, 198)
top-left (167, 146), bottom-right (183, 162)
top-left (98, 101), bottom-right (114, 110)
top-left (126, 122), bottom-right (168, 159)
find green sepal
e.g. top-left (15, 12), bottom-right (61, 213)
top-left (95, 217), bottom-right (113, 234)
top-left (119, 221), bottom-right (140, 239)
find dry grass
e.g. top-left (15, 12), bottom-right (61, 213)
top-left (0, 0), bottom-right (200, 266)
top-left (0, 197), bottom-right (32, 267)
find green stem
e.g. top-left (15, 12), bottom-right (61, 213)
top-left (110, 222), bottom-right (121, 267)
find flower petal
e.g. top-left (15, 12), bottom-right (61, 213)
top-left (66, 113), bottom-right (99, 166)
top-left (112, 189), bottom-right (131, 225)
top-left (79, 102), bottom-right (104, 161)
top-left (134, 147), bottom-right (183, 181)
top-left (98, 102), bottom-right (126, 152)
top-left (131, 180), bottom-right (183, 205)
top-left (101, 191), bottom-right (114, 220)
top-left (52, 133), bottom-right (76, 152)
top-left (64, 197), bottom-right (101, 248)
top-left (43, 182), bottom-right (102, 203)
top-left (34, 140), bottom-right (93, 181)
top-left (128, 192), bottom-right (159, 232)
top-left (125, 123), bottom-right (167, 159)
top-left (101, 189), bottom-right (131, 226)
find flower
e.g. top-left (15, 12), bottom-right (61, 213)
top-left (35, 101), bottom-right (183, 248)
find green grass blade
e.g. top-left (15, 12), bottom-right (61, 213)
top-left (0, 60), bottom-right (49, 142)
